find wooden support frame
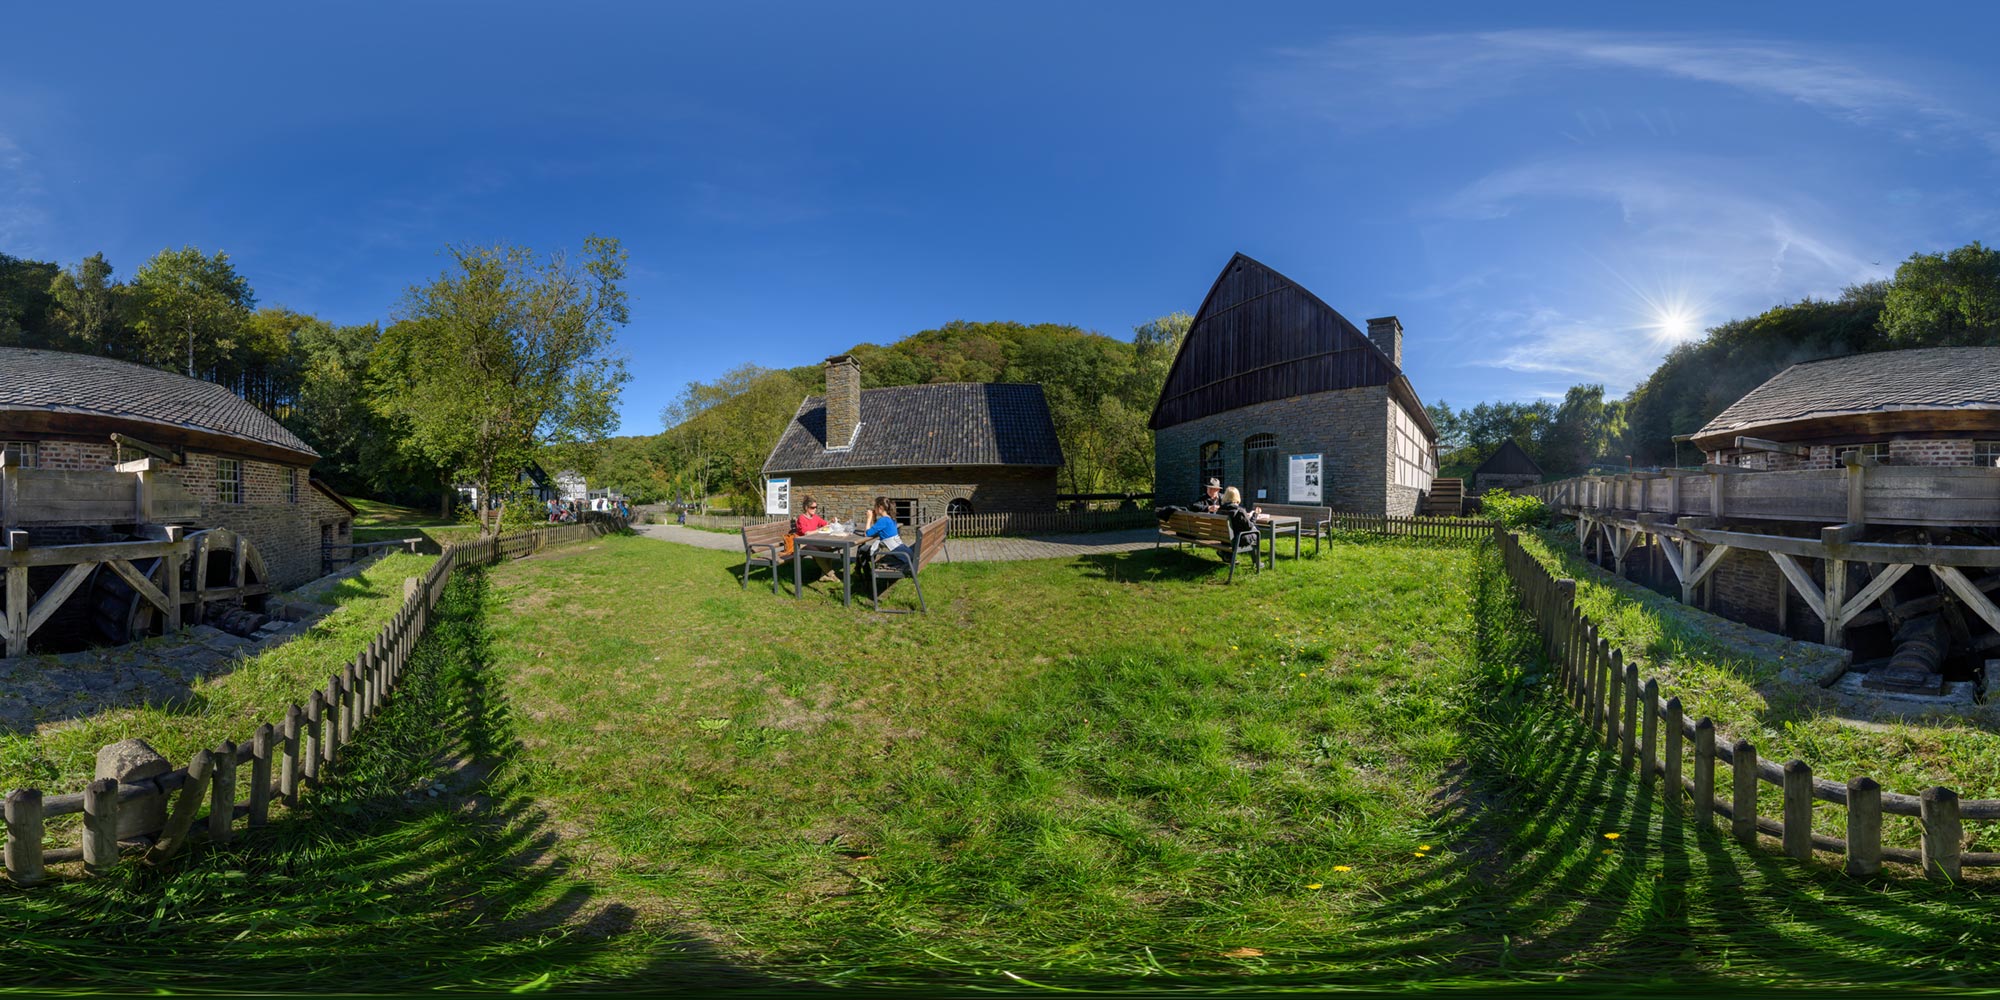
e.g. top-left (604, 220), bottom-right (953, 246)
top-left (1735, 436), bottom-right (1810, 458)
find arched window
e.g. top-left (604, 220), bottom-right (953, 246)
top-left (1199, 441), bottom-right (1223, 488)
top-left (947, 498), bottom-right (973, 516)
top-left (1243, 434), bottom-right (1279, 502)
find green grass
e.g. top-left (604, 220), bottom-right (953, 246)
top-left (348, 497), bottom-right (452, 528)
top-left (1514, 528), bottom-right (2000, 846)
top-left (14, 534), bottom-right (2000, 992)
top-left (0, 553), bottom-right (437, 795)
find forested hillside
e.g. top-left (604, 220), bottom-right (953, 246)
top-left (627, 315), bottom-right (1190, 510)
top-left (1430, 241), bottom-right (2000, 476)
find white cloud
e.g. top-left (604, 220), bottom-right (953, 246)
top-left (1257, 29), bottom-right (2000, 152)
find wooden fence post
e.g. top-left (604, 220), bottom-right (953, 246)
top-left (1598, 640), bottom-right (1615, 743)
top-left (281, 705), bottom-right (302, 807)
top-left (1921, 786), bottom-right (1962, 882)
top-left (145, 749), bottom-right (213, 865)
top-left (324, 674), bottom-right (343, 762)
top-left (249, 723), bottom-right (273, 827)
top-left (83, 777), bottom-right (121, 871)
top-left (210, 741), bottom-right (236, 845)
top-left (1620, 659), bottom-right (1639, 771)
top-left (1663, 696), bottom-right (1684, 808)
top-left (1582, 625), bottom-right (1599, 728)
top-left (304, 692), bottom-right (324, 783)
top-left (1846, 776), bottom-right (1881, 877)
top-left (1732, 740), bottom-right (1759, 845)
top-left (5, 788), bottom-right (44, 884)
top-left (1640, 678), bottom-right (1659, 780)
top-left (1782, 759), bottom-right (1813, 861)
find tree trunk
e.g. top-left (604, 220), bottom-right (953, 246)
top-left (439, 489), bottom-right (452, 520)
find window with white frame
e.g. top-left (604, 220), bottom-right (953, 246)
top-left (1835, 442), bottom-right (1890, 465)
top-left (287, 467), bottom-right (299, 503)
top-left (218, 458), bottom-right (243, 504)
top-left (2, 441), bottom-right (35, 469)
top-left (1973, 441), bottom-right (2000, 468)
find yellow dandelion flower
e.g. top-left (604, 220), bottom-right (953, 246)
top-left (1299, 672), bottom-right (1308, 678)
top-left (1413, 851), bottom-right (1427, 858)
top-left (1305, 883), bottom-right (1323, 890)
top-left (1603, 832), bottom-right (1620, 840)
top-left (1419, 844), bottom-right (1432, 851)
top-left (1332, 865), bottom-right (1352, 872)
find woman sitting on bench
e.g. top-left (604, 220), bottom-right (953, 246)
top-left (864, 496), bottom-right (912, 569)
top-left (1218, 487), bottom-right (1263, 540)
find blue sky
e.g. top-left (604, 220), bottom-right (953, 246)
top-left (6, 3), bottom-right (1999, 433)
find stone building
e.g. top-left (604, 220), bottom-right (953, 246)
top-left (1472, 438), bottom-right (1544, 495)
top-left (1150, 253), bottom-right (1437, 514)
top-left (0, 347), bottom-right (354, 590)
top-left (761, 356), bottom-right (1065, 524)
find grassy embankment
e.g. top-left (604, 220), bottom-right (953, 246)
top-left (0, 553), bottom-right (436, 794)
top-left (348, 497), bottom-right (479, 548)
top-left (1515, 528), bottom-right (2000, 840)
top-left (12, 533), bottom-right (2000, 992)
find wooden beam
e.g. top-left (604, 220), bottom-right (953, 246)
top-left (23, 562), bottom-right (96, 639)
top-left (3, 530), bottom-right (25, 656)
top-left (1687, 527), bottom-right (1824, 560)
top-left (1825, 550), bottom-right (1848, 647)
top-left (109, 434), bottom-right (177, 464)
top-left (1703, 463), bottom-right (1752, 474)
top-left (1935, 566), bottom-right (2000, 640)
top-left (1845, 459), bottom-right (1866, 526)
top-left (1838, 563), bottom-right (1911, 628)
top-left (1658, 534), bottom-right (1687, 582)
top-left (105, 559), bottom-right (171, 615)
top-left (1770, 552), bottom-right (1829, 623)
top-left (114, 458), bottom-right (172, 474)
top-left (1687, 544), bottom-right (1732, 587)
top-left (1735, 436), bottom-right (1810, 458)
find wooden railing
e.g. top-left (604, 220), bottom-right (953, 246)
top-left (0, 458), bottom-right (201, 530)
top-left (1518, 465), bottom-right (2000, 528)
top-left (677, 509), bottom-right (1157, 538)
top-left (1497, 528), bottom-right (1992, 879)
top-left (1325, 512), bottom-right (1499, 542)
top-left (0, 515), bottom-right (629, 885)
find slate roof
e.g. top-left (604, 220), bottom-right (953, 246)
top-left (0, 348), bottom-right (317, 460)
top-left (763, 382), bottom-right (1064, 474)
top-left (1694, 347), bottom-right (2000, 442)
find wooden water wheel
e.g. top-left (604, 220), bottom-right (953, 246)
top-left (87, 527), bottom-right (270, 643)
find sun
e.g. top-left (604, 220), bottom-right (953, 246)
top-left (1654, 307), bottom-right (1698, 342)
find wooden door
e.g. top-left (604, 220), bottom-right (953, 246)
top-left (1244, 438), bottom-right (1281, 503)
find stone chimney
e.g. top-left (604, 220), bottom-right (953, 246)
top-left (824, 355), bottom-right (861, 449)
top-left (1366, 316), bottom-right (1403, 369)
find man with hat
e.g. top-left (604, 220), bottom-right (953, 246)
top-left (1191, 478), bottom-right (1223, 513)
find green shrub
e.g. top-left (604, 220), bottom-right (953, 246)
top-left (1479, 488), bottom-right (1549, 529)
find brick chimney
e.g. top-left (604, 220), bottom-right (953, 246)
top-left (824, 355), bottom-right (861, 449)
top-left (1366, 316), bottom-right (1403, 369)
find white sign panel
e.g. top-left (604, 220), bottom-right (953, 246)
top-left (765, 477), bottom-right (791, 516)
top-left (1289, 454), bottom-right (1322, 503)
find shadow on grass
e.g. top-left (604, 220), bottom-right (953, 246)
top-left (0, 568), bottom-right (791, 994)
top-left (1068, 545), bottom-right (1263, 585)
top-left (1282, 539), bottom-right (2000, 992)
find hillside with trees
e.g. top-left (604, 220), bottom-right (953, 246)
top-left (634, 314), bottom-right (1190, 511)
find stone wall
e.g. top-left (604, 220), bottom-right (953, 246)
top-left (1154, 385), bottom-right (1420, 516)
top-left (4, 433), bottom-right (351, 589)
top-left (782, 466), bottom-right (1057, 523)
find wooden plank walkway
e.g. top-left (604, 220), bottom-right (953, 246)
top-left (634, 524), bottom-right (1159, 562)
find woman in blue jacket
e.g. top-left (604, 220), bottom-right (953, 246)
top-left (864, 496), bottom-right (910, 568)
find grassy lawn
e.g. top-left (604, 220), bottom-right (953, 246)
top-left (0, 553), bottom-right (437, 794)
top-left (1515, 528), bottom-right (2000, 844)
top-left (12, 534), bottom-right (2000, 992)
top-left (348, 497), bottom-right (451, 528)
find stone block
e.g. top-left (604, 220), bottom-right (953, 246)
top-left (96, 737), bottom-right (171, 839)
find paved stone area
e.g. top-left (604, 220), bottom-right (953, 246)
top-left (635, 523), bottom-right (1161, 562)
top-left (0, 615), bottom-right (321, 735)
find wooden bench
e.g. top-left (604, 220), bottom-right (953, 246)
top-left (740, 519), bottom-right (791, 594)
top-left (1155, 511), bottom-right (1260, 583)
top-left (869, 515), bottom-right (949, 613)
top-left (1257, 503), bottom-right (1333, 555)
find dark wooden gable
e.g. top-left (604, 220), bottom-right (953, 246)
top-left (1474, 438), bottom-right (1542, 477)
top-left (1148, 253), bottom-right (1399, 431)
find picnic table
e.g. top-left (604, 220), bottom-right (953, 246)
top-left (1252, 514), bottom-right (1302, 567)
top-left (793, 529), bottom-right (869, 607)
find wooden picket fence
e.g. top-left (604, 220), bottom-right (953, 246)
top-left (1326, 512), bottom-right (1499, 542)
top-left (0, 515), bottom-right (628, 885)
top-left (1496, 528), bottom-right (1995, 880)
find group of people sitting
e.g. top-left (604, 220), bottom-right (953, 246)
top-left (786, 494), bottom-right (911, 572)
top-left (1158, 477), bottom-right (1266, 539)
